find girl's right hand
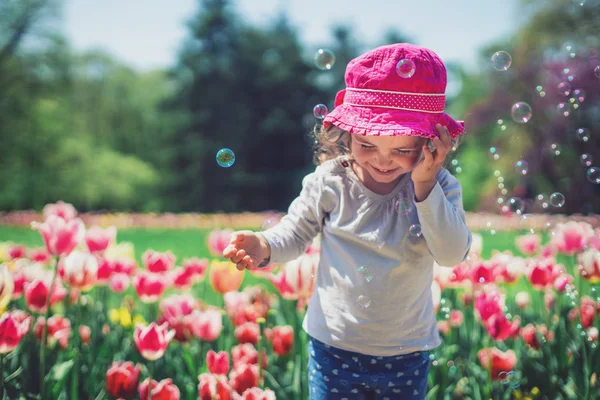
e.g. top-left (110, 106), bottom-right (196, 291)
top-left (222, 230), bottom-right (271, 271)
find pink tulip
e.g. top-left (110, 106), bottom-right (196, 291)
top-left (158, 294), bottom-right (197, 341)
top-left (474, 289), bottom-right (503, 322)
top-left (8, 245), bottom-right (26, 260)
top-left (485, 313), bottom-right (520, 341)
top-left (238, 387), bottom-right (276, 400)
top-left (0, 311), bottom-right (31, 353)
top-left (477, 347), bottom-right (517, 380)
top-left (553, 274), bottom-right (574, 292)
top-left (112, 257), bottom-right (138, 276)
top-left (11, 271), bottom-right (25, 299)
top-left (224, 290), bottom-right (270, 327)
top-left (437, 320), bottom-right (450, 335)
top-left (269, 254), bottom-right (318, 302)
top-left (138, 378), bottom-right (180, 400)
top-left (231, 343), bottom-right (267, 369)
top-left (234, 322), bottom-right (260, 345)
top-left (207, 350), bottom-right (230, 375)
top-left (470, 261), bottom-right (495, 285)
top-left (29, 248), bottom-right (51, 265)
top-left (31, 215), bottom-right (85, 256)
top-left (133, 322), bottom-right (175, 360)
top-left (587, 327), bottom-right (599, 343)
top-left (85, 225), bottom-right (117, 253)
top-left (515, 292), bottom-right (531, 309)
top-left (182, 257), bottom-right (209, 278)
top-left (133, 271), bottom-right (168, 303)
top-left (580, 296), bottom-right (596, 329)
top-left (142, 250), bottom-right (176, 273)
top-left (578, 249), bottom-right (600, 283)
top-left (269, 325), bottom-right (294, 356)
top-left (59, 250), bottom-right (98, 291)
top-left (516, 233), bottom-right (541, 255)
top-left (109, 272), bottom-right (130, 293)
top-left (526, 257), bottom-right (562, 290)
top-left (79, 325), bottom-right (91, 344)
top-left (550, 221), bottom-right (595, 255)
top-left (186, 309), bottom-right (223, 342)
top-left (24, 279), bottom-right (67, 313)
top-left (449, 310), bottom-right (464, 327)
top-left (42, 200), bottom-right (77, 221)
top-left (229, 363), bottom-right (259, 395)
top-left (207, 229), bottom-right (234, 257)
top-left (588, 229), bottom-right (600, 250)
top-left (210, 261), bottom-right (244, 294)
top-left (198, 373), bottom-right (232, 400)
top-left (34, 315), bottom-right (71, 348)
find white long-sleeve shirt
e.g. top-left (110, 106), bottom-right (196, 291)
top-left (261, 155), bottom-right (472, 356)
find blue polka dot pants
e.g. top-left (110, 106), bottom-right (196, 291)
top-left (308, 336), bottom-right (431, 400)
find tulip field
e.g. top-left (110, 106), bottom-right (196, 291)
top-left (0, 202), bottom-right (599, 400)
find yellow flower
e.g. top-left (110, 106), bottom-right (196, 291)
top-left (109, 307), bottom-right (133, 328)
top-left (0, 242), bottom-right (12, 263)
top-left (105, 242), bottom-right (136, 261)
top-left (531, 387), bottom-right (540, 397)
top-left (133, 314), bottom-right (147, 325)
top-left (0, 265), bottom-right (14, 310)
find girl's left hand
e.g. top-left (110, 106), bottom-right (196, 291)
top-left (411, 124), bottom-right (452, 183)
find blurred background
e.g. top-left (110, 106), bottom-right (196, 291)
top-left (0, 0), bottom-right (599, 215)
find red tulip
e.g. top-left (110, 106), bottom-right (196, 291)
top-left (234, 322), bottom-right (260, 345)
top-left (79, 325), bottom-right (91, 345)
top-left (550, 221), bottom-right (595, 255)
top-left (182, 257), bottom-right (208, 279)
top-left (270, 325), bottom-right (294, 356)
top-left (520, 324), bottom-right (540, 349)
top-left (553, 273), bottom-right (574, 292)
top-left (238, 387), bottom-right (276, 400)
top-left (133, 271), bottom-right (168, 303)
top-left (229, 363), bottom-right (259, 395)
top-left (59, 250), bottom-right (98, 291)
top-left (449, 310), bottom-right (464, 327)
top-left (474, 289), bottom-right (503, 322)
top-left (24, 279), bottom-right (67, 313)
top-left (42, 200), bottom-right (77, 221)
top-left (34, 315), bottom-right (71, 348)
top-left (109, 272), bottom-right (130, 293)
top-left (0, 311), bottom-right (31, 353)
top-left (224, 290), bottom-right (269, 327)
top-left (186, 309), bottom-right (223, 342)
top-left (133, 322), bottom-right (175, 360)
top-left (8, 245), bottom-right (26, 260)
top-left (29, 248), bottom-right (52, 265)
top-left (11, 272), bottom-right (25, 300)
top-left (113, 257), bottom-right (138, 276)
top-left (207, 229), bottom-right (234, 257)
top-left (477, 347), bottom-right (517, 380)
top-left (158, 294), bottom-right (197, 341)
top-left (526, 257), bottom-right (562, 290)
top-left (231, 343), bottom-right (267, 369)
top-left (106, 361), bottom-right (141, 399)
top-left (516, 234), bottom-right (541, 255)
top-left (142, 250), bottom-right (176, 273)
top-left (485, 313), bottom-right (520, 341)
top-left (470, 261), bottom-right (494, 285)
top-left (138, 378), bottom-right (180, 400)
top-left (207, 350), bottom-right (230, 375)
top-left (31, 215), bottom-right (85, 256)
top-left (198, 373), bottom-right (232, 400)
top-left (581, 296), bottom-right (596, 329)
top-left (85, 225), bottom-right (117, 253)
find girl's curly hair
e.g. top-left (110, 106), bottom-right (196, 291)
top-left (311, 124), bottom-right (352, 165)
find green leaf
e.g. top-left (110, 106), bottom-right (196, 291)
top-left (425, 384), bottom-right (439, 400)
top-left (48, 360), bottom-right (74, 381)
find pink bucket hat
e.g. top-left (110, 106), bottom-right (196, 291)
top-left (323, 43), bottom-right (465, 139)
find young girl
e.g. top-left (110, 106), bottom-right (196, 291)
top-left (223, 43), bottom-right (472, 400)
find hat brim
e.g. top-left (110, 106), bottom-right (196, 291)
top-left (323, 105), bottom-right (464, 139)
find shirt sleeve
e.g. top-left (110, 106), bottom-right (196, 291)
top-left (414, 168), bottom-right (472, 267)
top-left (259, 168), bottom-right (335, 264)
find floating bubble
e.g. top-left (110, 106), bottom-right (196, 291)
top-left (489, 147), bottom-right (501, 160)
top-left (261, 216), bottom-right (280, 231)
top-left (357, 266), bottom-right (373, 282)
top-left (549, 143), bottom-right (562, 156)
top-left (576, 128), bottom-right (590, 142)
top-left (396, 59), bottom-right (416, 78)
top-left (550, 192), bottom-right (565, 208)
top-left (515, 160), bottom-right (529, 175)
top-left (557, 102), bottom-right (570, 117)
top-left (216, 148), bottom-right (235, 168)
top-left (498, 371), bottom-right (508, 383)
top-left (394, 197), bottom-right (413, 215)
top-left (491, 51), bottom-right (512, 71)
top-left (314, 49), bottom-right (335, 70)
top-left (580, 154), bottom-right (593, 167)
top-left (409, 224), bottom-right (423, 237)
top-left (357, 295), bottom-right (372, 308)
top-left (595, 65), bottom-right (600, 78)
top-left (508, 197), bottom-right (525, 215)
top-left (587, 166), bottom-right (600, 184)
top-left (505, 371), bottom-right (522, 389)
top-left (313, 104), bottom-right (328, 120)
top-left (572, 88), bottom-right (585, 103)
top-left (557, 82), bottom-right (572, 96)
top-left (511, 102), bottom-right (532, 123)
top-left (536, 194), bottom-right (549, 209)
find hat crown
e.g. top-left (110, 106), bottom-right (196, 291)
top-left (344, 43), bottom-right (447, 94)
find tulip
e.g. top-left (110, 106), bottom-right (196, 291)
top-left (79, 325), bottom-right (91, 345)
top-left (198, 373), bottom-right (232, 400)
top-left (31, 215), bottom-right (85, 256)
top-left (143, 250), bottom-right (176, 273)
top-left (11, 272), bottom-right (25, 300)
top-left (239, 387), bottom-right (276, 400)
top-left (449, 310), bottom-right (464, 327)
top-left (106, 361), bottom-right (141, 399)
top-left (138, 378), bottom-right (180, 400)
top-left (207, 229), bottom-right (234, 257)
top-left (580, 296), bottom-right (596, 329)
top-left (578, 249), bottom-right (600, 283)
top-left (206, 350), bottom-right (230, 375)
top-left (186, 309), bottom-right (223, 342)
top-left (474, 289), bottom-right (503, 322)
top-left (526, 258), bottom-right (561, 290)
top-left (279, 253), bottom-right (318, 300)
top-left (109, 272), bottom-right (130, 293)
top-left (158, 294), bottom-right (197, 341)
top-left (485, 313), bottom-right (520, 341)
top-left (234, 322), bottom-right (260, 345)
top-left (8, 245), bottom-right (26, 260)
top-left (550, 221), bottom-right (595, 255)
top-left (133, 271), bottom-right (168, 303)
top-left (24, 279), bottom-right (67, 313)
top-left (477, 347), bottom-right (517, 380)
top-left (29, 248), bottom-right (51, 265)
top-left (210, 261), bottom-right (244, 294)
top-left (182, 257), bottom-right (209, 279)
top-left (229, 363), bottom-right (259, 395)
top-left (270, 325), bottom-right (294, 356)
top-left (0, 266), bottom-right (14, 310)
top-left (42, 200), bottom-right (77, 221)
top-left (515, 292), bottom-right (531, 309)
top-left (59, 250), bottom-right (99, 291)
top-left (231, 343), bottom-right (267, 369)
top-left (437, 320), bottom-right (450, 335)
top-left (133, 322), bottom-right (175, 360)
top-left (587, 327), bottom-right (599, 343)
top-left (0, 311), bottom-right (31, 353)
top-left (85, 225), bottom-right (117, 253)
top-left (34, 315), bottom-right (71, 348)
top-left (516, 234), bottom-right (541, 255)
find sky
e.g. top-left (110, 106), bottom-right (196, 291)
top-left (62, 0), bottom-right (525, 73)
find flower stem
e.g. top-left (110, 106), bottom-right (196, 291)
top-left (0, 354), bottom-right (5, 398)
top-left (40, 256), bottom-right (59, 398)
top-left (148, 361), bottom-right (153, 400)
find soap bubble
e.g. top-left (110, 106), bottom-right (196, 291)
top-left (357, 265), bottom-right (373, 282)
top-left (491, 51), bottom-right (512, 71)
top-left (261, 216), bottom-right (280, 231)
top-left (576, 128), bottom-right (590, 142)
top-left (595, 65), bottom-right (600, 78)
top-left (394, 197), bottom-right (413, 215)
top-left (549, 143), bottom-right (562, 156)
top-left (505, 371), bottom-right (522, 389)
top-left (587, 166), bottom-right (600, 184)
top-left (511, 102), bottom-right (532, 123)
top-left (357, 295), bottom-right (372, 308)
top-left (536, 194), bottom-right (549, 209)
top-left (313, 104), bottom-right (328, 120)
top-left (550, 192), bottom-right (565, 207)
top-left (508, 197), bottom-right (525, 215)
top-left (557, 81), bottom-right (572, 96)
top-left (314, 49), bottom-right (335, 70)
top-left (572, 88), bottom-right (586, 103)
top-left (216, 148), bottom-right (235, 168)
top-left (557, 102), bottom-right (570, 117)
top-left (489, 147), bottom-right (501, 160)
top-left (514, 160), bottom-right (529, 175)
top-left (581, 154), bottom-right (593, 167)
top-left (409, 224), bottom-right (423, 237)
top-left (396, 59), bottom-right (416, 78)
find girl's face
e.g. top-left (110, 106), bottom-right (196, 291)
top-left (350, 134), bottom-right (426, 186)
